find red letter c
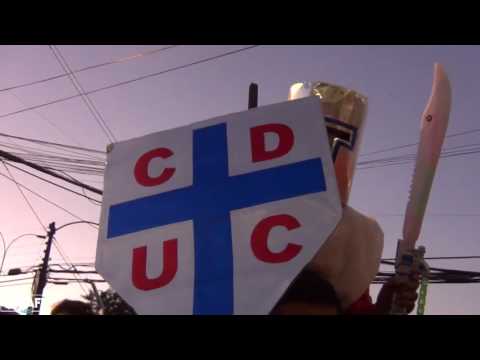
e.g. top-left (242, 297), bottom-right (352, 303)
top-left (251, 214), bottom-right (302, 263)
top-left (134, 148), bottom-right (175, 187)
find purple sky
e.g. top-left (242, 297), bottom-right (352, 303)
top-left (0, 45), bottom-right (479, 314)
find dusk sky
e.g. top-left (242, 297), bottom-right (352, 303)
top-left (0, 45), bottom-right (479, 314)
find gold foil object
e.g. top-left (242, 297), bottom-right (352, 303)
top-left (288, 82), bottom-right (368, 205)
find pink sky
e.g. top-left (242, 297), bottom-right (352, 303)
top-left (1, 45), bottom-right (480, 314)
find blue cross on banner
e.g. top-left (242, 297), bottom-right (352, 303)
top-left (107, 123), bottom-right (326, 314)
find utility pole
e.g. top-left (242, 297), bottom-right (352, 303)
top-left (86, 279), bottom-right (105, 315)
top-left (32, 222), bottom-right (56, 315)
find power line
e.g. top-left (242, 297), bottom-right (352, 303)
top-left (51, 238), bottom-right (88, 296)
top-left (374, 213), bottom-right (480, 217)
top-left (381, 259), bottom-right (480, 275)
top-left (382, 255), bottom-right (480, 261)
top-left (48, 277), bottom-right (106, 283)
top-left (84, 45), bottom-right (260, 96)
top-left (0, 150), bottom-right (104, 181)
top-left (0, 147), bottom-right (103, 195)
top-left (56, 169), bottom-right (102, 207)
top-left (11, 262), bottom-right (95, 271)
top-left (0, 93), bottom-right (80, 120)
top-left (1, 233), bottom-right (44, 274)
top-left (0, 281), bottom-right (34, 288)
top-left (0, 45), bottom-right (178, 93)
top-left (0, 131), bottom-right (105, 155)
top-left (49, 45), bottom-right (116, 143)
top-left (0, 46), bottom-right (259, 120)
top-left (49, 269), bottom-right (98, 274)
top-left (0, 151), bottom-right (104, 174)
top-left (0, 150), bottom-right (105, 177)
top-left (50, 262), bottom-right (95, 268)
top-left (47, 223), bottom-right (98, 298)
top-left (0, 276), bottom-right (35, 284)
top-left (82, 186), bottom-right (102, 207)
top-left (0, 142), bottom-right (105, 166)
top-left (8, 91), bottom-right (85, 148)
top-left (0, 161), bottom-right (55, 302)
top-left (53, 45), bottom-right (117, 142)
top-left (0, 141), bottom-right (103, 164)
top-left (0, 233), bottom-right (5, 269)
top-left (357, 145), bottom-right (480, 170)
top-left (5, 162), bottom-right (102, 204)
top-left (441, 142), bottom-right (480, 151)
top-left (358, 142), bottom-right (480, 166)
top-left (376, 263), bottom-right (480, 284)
top-left (4, 155), bottom-right (105, 174)
top-left (5, 251), bottom-right (43, 258)
top-left (0, 168), bottom-right (98, 227)
top-left (360, 127), bottom-right (480, 158)
top-left (1, 161), bottom-right (46, 232)
top-left (56, 221), bottom-right (99, 232)
top-left (0, 140), bottom-right (103, 163)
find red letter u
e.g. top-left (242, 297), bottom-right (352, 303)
top-left (132, 239), bottom-right (178, 291)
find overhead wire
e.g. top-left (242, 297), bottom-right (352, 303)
top-left (0, 168), bottom-right (98, 228)
top-left (51, 239), bottom-right (89, 296)
top-left (1, 161), bottom-right (46, 232)
top-left (0, 163), bottom-right (88, 296)
top-left (8, 90), bottom-right (85, 148)
top-left (0, 141), bottom-right (104, 164)
top-left (54, 45), bottom-right (117, 142)
top-left (0, 46), bottom-right (259, 120)
top-left (0, 134), bottom-right (106, 186)
top-left (0, 233), bottom-right (5, 269)
top-left (0, 131), bottom-right (105, 155)
top-left (10, 133), bottom-right (480, 185)
top-left (375, 213), bottom-right (480, 217)
top-left (49, 45), bottom-right (116, 143)
top-left (6, 124), bottom-right (480, 185)
top-left (357, 142), bottom-right (480, 170)
top-left (4, 162), bottom-right (102, 204)
top-left (0, 281), bottom-right (34, 288)
top-left (55, 169), bottom-right (102, 207)
top-left (0, 276), bottom-right (36, 284)
top-left (360, 127), bottom-right (480, 158)
top-left (0, 45), bottom-right (178, 93)
top-left (48, 277), bottom-right (106, 283)
top-left (0, 161), bottom-right (52, 291)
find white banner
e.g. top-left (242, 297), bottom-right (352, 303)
top-left (96, 96), bottom-right (342, 314)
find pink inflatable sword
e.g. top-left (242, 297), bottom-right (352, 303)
top-left (391, 63), bottom-right (452, 314)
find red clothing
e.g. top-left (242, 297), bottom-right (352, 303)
top-left (344, 289), bottom-right (377, 314)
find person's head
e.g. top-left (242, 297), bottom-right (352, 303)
top-left (0, 306), bottom-right (18, 315)
top-left (51, 299), bottom-right (94, 315)
top-left (270, 268), bottom-right (342, 315)
top-left (289, 82), bottom-right (367, 206)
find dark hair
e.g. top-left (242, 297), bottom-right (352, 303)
top-left (0, 306), bottom-right (19, 315)
top-left (51, 299), bottom-right (94, 315)
top-left (271, 268), bottom-right (342, 314)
